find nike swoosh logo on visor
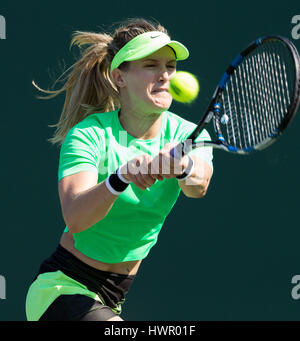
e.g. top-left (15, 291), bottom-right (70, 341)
top-left (150, 34), bottom-right (161, 39)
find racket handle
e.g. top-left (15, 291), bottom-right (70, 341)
top-left (170, 142), bottom-right (194, 180)
top-left (176, 156), bottom-right (194, 181)
top-left (170, 142), bottom-right (185, 159)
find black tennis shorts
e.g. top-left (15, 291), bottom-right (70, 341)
top-left (35, 244), bottom-right (136, 321)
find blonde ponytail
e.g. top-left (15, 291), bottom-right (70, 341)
top-left (34, 31), bottom-right (119, 145)
top-left (35, 18), bottom-right (169, 145)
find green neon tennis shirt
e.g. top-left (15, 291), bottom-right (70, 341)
top-left (58, 109), bottom-right (213, 263)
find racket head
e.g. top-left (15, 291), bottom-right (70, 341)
top-left (192, 36), bottom-right (300, 154)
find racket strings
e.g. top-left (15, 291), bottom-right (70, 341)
top-left (220, 41), bottom-right (295, 150)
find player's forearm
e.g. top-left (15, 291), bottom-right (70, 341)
top-left (179, 156), bottom-right (213, 198)
top-left (64, 180), bottom-right (117, 234)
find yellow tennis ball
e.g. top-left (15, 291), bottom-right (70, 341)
top-left (169, 71), bottom-right (199, 103)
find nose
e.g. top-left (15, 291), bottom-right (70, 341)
top-left (158, 69), bottom-right (170, 82)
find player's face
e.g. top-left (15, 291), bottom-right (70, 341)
top-left (121, 46), bottom-right (177, 114)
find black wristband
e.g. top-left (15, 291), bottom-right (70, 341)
top-left (105, 168), bottom-right (130, 195)
top-left (110, 172), bottom-right (129, 191)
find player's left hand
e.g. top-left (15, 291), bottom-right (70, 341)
top-left (149, 142), bottom-right (189, 180)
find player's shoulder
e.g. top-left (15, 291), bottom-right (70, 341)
top-left (164, 110), bottom-right (210, 140)
top-left (63, 110), bottom-right (116, 147)
top-left (67, 110), bottom-right (116, 137)
top-left (74, 110), bottom-right (115, 130)
top-left (164, 110), bottom-right (195, 126)
top-left (164, 110), bottom-right (197, 135)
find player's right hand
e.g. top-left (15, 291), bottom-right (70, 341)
top-left (119, 154), bottom-right (163, 191)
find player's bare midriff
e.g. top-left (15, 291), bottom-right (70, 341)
top-left (59, 231), bottom-right (142, 276)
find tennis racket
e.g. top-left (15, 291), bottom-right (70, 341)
top-left (171, 35), bottom-right (300, 166)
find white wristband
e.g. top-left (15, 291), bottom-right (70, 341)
top-left (116, 167), bottom-right (131, 184)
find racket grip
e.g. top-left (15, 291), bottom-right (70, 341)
top-left (176, 155), bottom-right (194, 181)
top-left (170, 142), bottom-right (194, 180)
top-left (170, 142), bottom-right (185, 159)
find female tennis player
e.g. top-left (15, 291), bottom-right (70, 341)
top-left (25, 18), bottom-right (213, 321)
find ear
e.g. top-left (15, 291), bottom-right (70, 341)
top-left (111, 69), bottom-right (126, 88)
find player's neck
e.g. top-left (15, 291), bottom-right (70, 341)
top-left (118, 108), bottom-right (163, 140)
